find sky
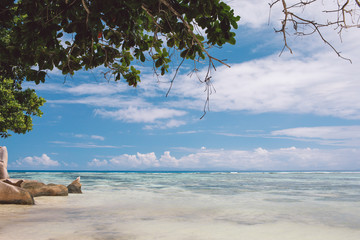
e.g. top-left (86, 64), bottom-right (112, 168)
top-left (3, 0), bottom-right (360, 171)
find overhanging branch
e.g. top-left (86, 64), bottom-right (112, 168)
top-left (270, 0), bottom-right (359, 62)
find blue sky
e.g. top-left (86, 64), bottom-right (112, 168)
top-left (3, 0), bottom-right (360, 171)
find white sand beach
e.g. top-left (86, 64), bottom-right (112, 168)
top-left (1, 171), bottom-right (360, 240)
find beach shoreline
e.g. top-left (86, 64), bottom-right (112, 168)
top-left (1, 171), bottom-right (359, 240)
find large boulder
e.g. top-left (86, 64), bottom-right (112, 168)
top-left (0, 181), bottom-right (34, 205)
top-left (67, 176), bottom-right (82, 193)
top-left (0, 146), bottom-right (9, 179)
top-left (21, 180), bottom-right (68, 197)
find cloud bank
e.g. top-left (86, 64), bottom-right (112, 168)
top-left (272, 126), bottom-right (360, 146)
top-left (87, 147), bottom-right (360, 171)
top-left (16, 154), bottom-right (60, 167)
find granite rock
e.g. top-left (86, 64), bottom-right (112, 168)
top-left (0, 181), bottom-right (34, 205)
top-left (67, 176), bottom-right (82, 193)
top-left (0, 146), bottom-right (9, 180)
top-left (21, 180), bottom-right (68, 197)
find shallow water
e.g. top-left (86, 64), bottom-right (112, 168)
top-left (1, 171), bottom-right (360, 240)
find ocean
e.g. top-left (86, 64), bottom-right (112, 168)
top-left (0, 171), bottom-right (360, 240)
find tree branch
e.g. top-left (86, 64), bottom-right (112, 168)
top-left (270, 0), bottom-right (359, 62)
top-left (81, 0), bottom-right (90, 14)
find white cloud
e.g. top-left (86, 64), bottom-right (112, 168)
top-left (159, 151), bottom-right (179, 167)
top-left (225, 0), bottom-right (271, 28)
top-left (163, 119), bottom-right (186, 128)
top-left (165, 42), bottom-right (360, 119)
top-left (177, 130), bottom-right (201, 134)
top-left (144, 119), bottom-right (186, 130)
top-left (272, 126), bottom-right (360, 146)
top-left (272, 126), bottom-right (360, 140)
top-left (17, 154), bottom-right (60, 167)
top-left (108, 152), bottom-right (159, 168)
top-left (137, 152), bottom-right (159, 167)
top-left (28, 82), bottom-right (128, 95)
top-left (216, 6), bottom-right (360, 118)
top-left (87, 147), bottom-right (360, 170)
top-left (91, 135), bottom-right (105, 141)
top-left (29, 76), bottom-right (188, 128)
top-left (94, 107), bottom-right (187, 123)
top-left (109, 154), bottom-right (140, 167)
top-left (187, 147), bottom-right (360, 170)
top-left (226, 0), bottom-right (357, 31)
top-left (65, 83), bottom-right (125, 95)
top-left (88, 158), bottom-right (108, 167)
top-left (101, 152), bottom-right (178, 169)
top-left (48, 95), bottom-right (150, 108)
top-left (72, 134), bottom-right (105, 141)
top-left (74, 134), bottom-right (86, 138)
top-left (50, 141), bottom-right (119, 148)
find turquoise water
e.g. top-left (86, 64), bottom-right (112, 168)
top-left (1, 171), bottom-right (360, 239)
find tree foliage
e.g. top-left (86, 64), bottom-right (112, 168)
top-left (0, 0), bottom-right (240, 138)
top-left (0, 78), bottom-right (45, 138)
top-left (1, 0), bottom-right (239, 85)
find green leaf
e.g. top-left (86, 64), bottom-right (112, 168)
top-left (180, 49), bottom-right (189, 58)
top-left (155, 58), bottom-right (163, 68)
top-left (140, 53), bottom-right (145, 62)
top-left (228, 37), bottom-right (236, 45)
top-left (167, 38), bottom-right (175, 48)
